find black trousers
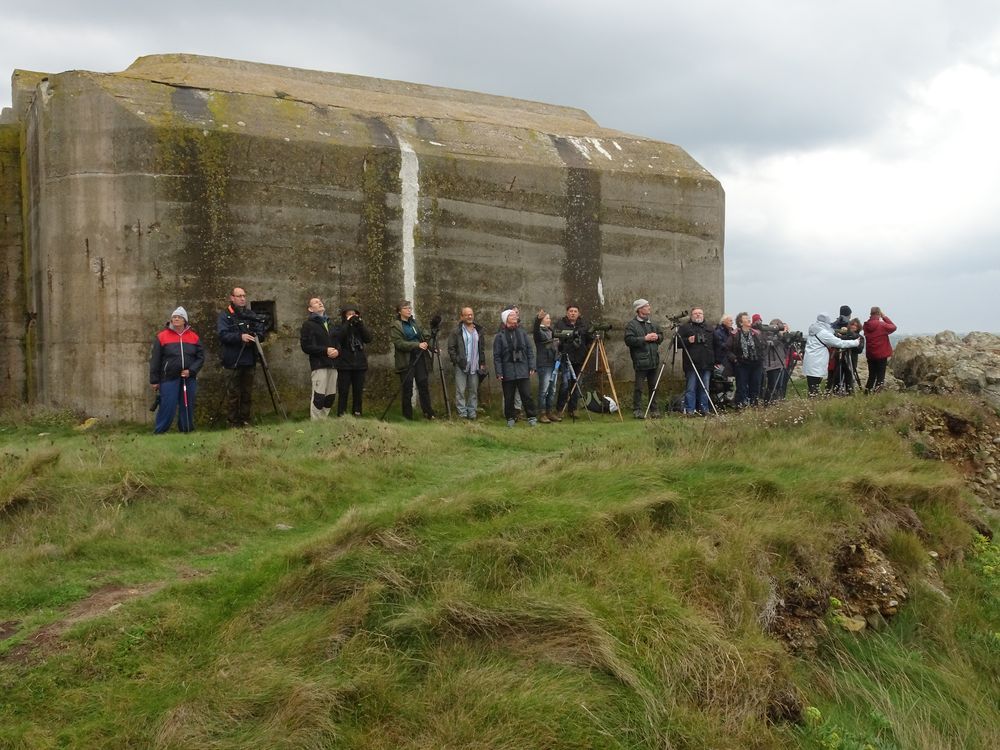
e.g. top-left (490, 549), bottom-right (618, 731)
top-left (865, 357), bottom-right (888, 393)
top-left (807, 376), bottom-right (823, 396)
top-left (501, 378), bottom-right (537, 420)
top-left (337, 369), bottom-right (366, 415)
top-left (400, 355), bottom-right (433, 419)
top-left (226, 366), bottom-right (255, 426)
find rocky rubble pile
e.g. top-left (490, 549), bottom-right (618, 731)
top-left (905, 402), bottom-right (1000, 513)
top-left (892, 331), bottom-right (1000, 407)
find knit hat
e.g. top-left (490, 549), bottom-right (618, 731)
top-left (632, 298), bottom-right (650, 313)
top-left (839, 305), bottom-right (852, 317)
top-left (501, 309), bottom-right (515, 325)
top-left (751, 313), bottom-right (762, 323)
top-left (171, 306), bottom-right (188, 322)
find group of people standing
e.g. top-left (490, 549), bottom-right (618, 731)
top-left (149, 287), bottom-right (374, 433)
top-left (421, 301), bottom-right (597, 427)
top-left (147, 289), bottom-right (899, 433)
top-left (800, 305), bottom-right (897, 396)
top-left (705, 305), bottom-right (897, 406)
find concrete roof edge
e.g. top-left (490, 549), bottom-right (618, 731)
top-left (122, 53), bottom-right (599, 124)
top-left (10, 69), bottom-right (51, 122)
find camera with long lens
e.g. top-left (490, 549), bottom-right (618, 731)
top-left (236, 308), bottom-right (270, 338)
top-left (780, 330), bottom-right (805, 347)
top-left (667, 310), bottom-right (690, 329)
top-left (555, 328), bottom-right (582, 346)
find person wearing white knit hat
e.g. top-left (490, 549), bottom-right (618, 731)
top-left (624, 299), bottom-right (664, 418)
top-left (149, 305), bottom-right (204, 433)
top-left (493, 309), bottom-right (538, 428)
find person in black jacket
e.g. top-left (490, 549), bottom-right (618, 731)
top-left (299, 297), bottom-right (340, 420)
top-left (217, 287), bottom-right (267, 427)
top-left (554, 304), bottom-right (593, 417)
top-left (150, 306), bottom-right (205, 433)
top-left (333, 303), bottom-right (373, 417)
top-left (728, 312), bottom-right (765, 407)
top-left (676, 307), bottom-right (715, 415)
top-left (623, 299), bottom-right (664, 418)
top-left (533, 309), bottom-right (559, 422)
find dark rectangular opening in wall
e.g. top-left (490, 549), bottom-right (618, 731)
top-left (250, 300), bottom-right (277, 333)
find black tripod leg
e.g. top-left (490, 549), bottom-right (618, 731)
top-left (381, 350), bottom-right (421, 421)
top-left (254, 338), bottom-right (287, 420)
top-left (435, 351), bottom-right (452, 419)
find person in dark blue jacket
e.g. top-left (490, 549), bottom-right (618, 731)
top-left (217, 287), bottom-right (265, 427)
top-left (493, 309), bottom-right (538, 428)
top-left (150, 306), bottom-right (204, 433)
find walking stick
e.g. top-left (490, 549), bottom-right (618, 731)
top-left (182, 377), bottom-right (191, 430)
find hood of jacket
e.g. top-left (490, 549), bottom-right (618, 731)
top-left (808, 313), bottom-right (833, 337)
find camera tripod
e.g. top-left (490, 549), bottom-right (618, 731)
top-left (380, 317), bottom-right (449, 421)
top-left (429, 324), bottom-right (452, 419)
top-left (669, 333), bottom-right (719, 416)
top-left (828, 348), bottom-right (861, 395)
top-left (216, 334), bottom-right (287, 423)
top-left (558, 334), bottom-right (624, 422)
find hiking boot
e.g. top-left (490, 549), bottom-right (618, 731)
top-left (548, 411), bottom-right (562, 422)
top-left (539, 412), bottom-right (551, 423)
top-left (506, 418), bottom-right (516, 428)
top-left (528, 417), bottom-right (538, 427)
top-left (633, 409), bottom-right (645, 419)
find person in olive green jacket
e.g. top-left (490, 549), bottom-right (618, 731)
top-left (623, 298), bottom-right (664, 418)
top-left (389, 300), bottom-right (435, 420)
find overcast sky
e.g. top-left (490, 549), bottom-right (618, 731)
top-left (3, 0), bottom-right (998, 333)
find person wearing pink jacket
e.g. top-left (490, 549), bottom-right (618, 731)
top-left (862, 306), bottom-right (897, 393)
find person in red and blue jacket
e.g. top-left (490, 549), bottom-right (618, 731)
top-left (149, 306), bottom-right (205, 433)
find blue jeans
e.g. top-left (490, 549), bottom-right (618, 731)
top-left (684, 369), bottom-right (712, 413)
top-left (537, 367), bottom-right (555, 411)
top-left (454, 368), bottom-right (480, 418)
top-left (155, 378), bottom-right (197, 433)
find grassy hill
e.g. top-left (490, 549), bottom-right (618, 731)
top-left (1, 395), bottom-right (997, 749)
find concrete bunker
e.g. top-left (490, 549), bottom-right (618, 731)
top-left (0, 54), bottom-right (724, 420)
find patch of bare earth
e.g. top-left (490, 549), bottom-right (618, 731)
top-left (1, 582), bottom-right (166, 665)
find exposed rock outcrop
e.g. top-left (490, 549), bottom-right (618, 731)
top-left (891, 331), bottom-right (1000, 407)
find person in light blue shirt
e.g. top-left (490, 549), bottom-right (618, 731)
top-left (446, 307), bottom-right (486, 420)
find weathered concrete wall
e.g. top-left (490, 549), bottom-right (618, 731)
top-left (0, 123), bottom-right (26, 407)
top-left (7, 54), bottom-right (724, 421)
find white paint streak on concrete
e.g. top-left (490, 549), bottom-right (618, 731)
top-left (597, 276), bottom-right (605, 306)
top-left (398, 137), bottom-right (420, 314)
top-left (588, 138), bottom-right (613, 160)
top-left (566, 136), bottom-right (592, 161)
